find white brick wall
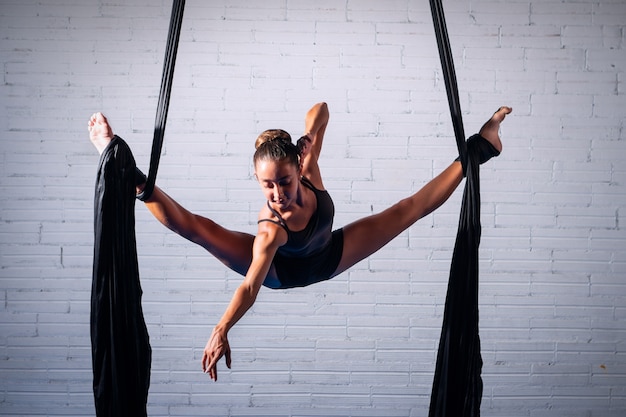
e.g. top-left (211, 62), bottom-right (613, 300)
top-left (1, 0), bottom-right (625, 416)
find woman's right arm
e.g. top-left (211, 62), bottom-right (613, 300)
top-left (202, 220), bottom-right (287, 381)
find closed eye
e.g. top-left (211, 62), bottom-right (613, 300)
top-left (262, 177), bottom-right (292, 188)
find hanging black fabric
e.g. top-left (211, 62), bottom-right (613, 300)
top-left (90, 1), bottom-right (185, 415)
top-left (91, 136), bottom-right (151, 417)
top-left (138, 0), bottom-right (186, 201)
top-left (428, 0), bottom-right (483, 415)
top-left (429, 0), bottom-right (467, 169)
top-left (428, 145), bottom-right (483, 417)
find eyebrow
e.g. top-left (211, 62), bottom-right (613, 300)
top-left (262, 175), bottom-right (292, 182)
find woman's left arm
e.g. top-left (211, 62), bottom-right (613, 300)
top-left (201, 224), bottom-right (285, 381)
top-left (300, 102), bottom-right (329, 189)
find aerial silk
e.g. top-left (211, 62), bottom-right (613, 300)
top-left (428, 0), bottom-right (483, 416)
top-left (88, 0), bottom-right (482, 414)
top-left (91, 136), bottom-right (151, 417)
top-left (90, 1), bottom-right (185, 416)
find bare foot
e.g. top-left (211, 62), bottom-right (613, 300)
top-left (478, 106), bottom-right (512, 154)
top-left (88, 112), bottom-right (114, 155)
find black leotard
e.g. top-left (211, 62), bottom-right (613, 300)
top-left (258, 177), bottom-right (344, 289)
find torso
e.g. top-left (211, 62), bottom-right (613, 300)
top-left (260, 178), bottom-right (317, 233)
top-left (258, 177), bottom-right (334, 258)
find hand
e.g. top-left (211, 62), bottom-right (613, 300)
top-left (88, 112), bottom-right (114, 155)
top-left (296, 133), bottom-right (312, 159)
top-left (201, 327), bottom-right (232, 381)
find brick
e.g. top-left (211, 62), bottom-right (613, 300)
top-left (593, 2), bottom-right (626, 26)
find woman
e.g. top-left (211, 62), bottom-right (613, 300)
top-left (88, 103), bottom-right (511, 381)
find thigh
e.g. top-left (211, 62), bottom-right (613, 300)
top-left (196, 224), bottom-right (255, 277)
top-left (333, 161), bottom-right (463, 276)
top-left (332, 198), bottom-right (415, 276)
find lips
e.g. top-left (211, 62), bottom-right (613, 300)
top-left (273, 197), bottom-right (289, 207)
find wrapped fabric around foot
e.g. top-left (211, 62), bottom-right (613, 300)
top-left (91, 136), bottom-right (151, 417)
top-left (456, 134), bottom-right (500, 176)
top-left (468, 134), bottom-right (500, 165)
top-left (429, 138), bottom-right (483, 417)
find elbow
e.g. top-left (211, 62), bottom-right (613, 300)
top-left (321, 103), bottom-right (329, 121)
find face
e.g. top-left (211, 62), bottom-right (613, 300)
top-left (255, 158), bottom-right (301, 209)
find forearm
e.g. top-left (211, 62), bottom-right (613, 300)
top-left (214, 229), bottom-right (279, 335)
top-left (202, 282), bottom-right (259, 381)
top-left (214, 284), bottom-right (258, 334)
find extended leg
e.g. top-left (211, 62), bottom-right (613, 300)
top-left (333, 161), bottom-right (463, 276)
top-left (142, 189), bottom-right (256, 277)
top-left (89, 112), bottom-right (255, 277)
top-left (332, 107), bottom-right (511, 276)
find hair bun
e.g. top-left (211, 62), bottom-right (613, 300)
top-left (255, 129), bottom-right (292, 149)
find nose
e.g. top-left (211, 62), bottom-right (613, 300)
top-left (273, 186), bottom-right (284, 201)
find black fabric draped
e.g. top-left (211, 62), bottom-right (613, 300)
top-left (428, 0), bottom-right (484, 415)
top-left (90, 136), bottom-right (151, 417)
top-left (428, 146), bottom-right (483, 417)
top-left (89, 1), bottom-right (184, 415)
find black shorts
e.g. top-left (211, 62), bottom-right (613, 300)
top-left (263, 229), bottom-right (344, 290)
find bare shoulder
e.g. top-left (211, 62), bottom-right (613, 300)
top-left (256, 204), bottom-right (288, 244)
top-left (255, 218), bottom-right (288, 250)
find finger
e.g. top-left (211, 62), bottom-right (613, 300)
top-left (206, 353), bottom-right (219, 377)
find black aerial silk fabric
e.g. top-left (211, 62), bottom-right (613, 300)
top-left (91, 136), bottom-right (151, 417)
top-left (89, 2), bottom-right (183, 413)
top-left (427, 0), bottom-right (484, 414)
top-left (428, 144), bottom-right (482, 417)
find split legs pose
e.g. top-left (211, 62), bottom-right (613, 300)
top-left (88, 106), bottom-right (510, 281)
top-left (88, 104), bottom-right (511, 380)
